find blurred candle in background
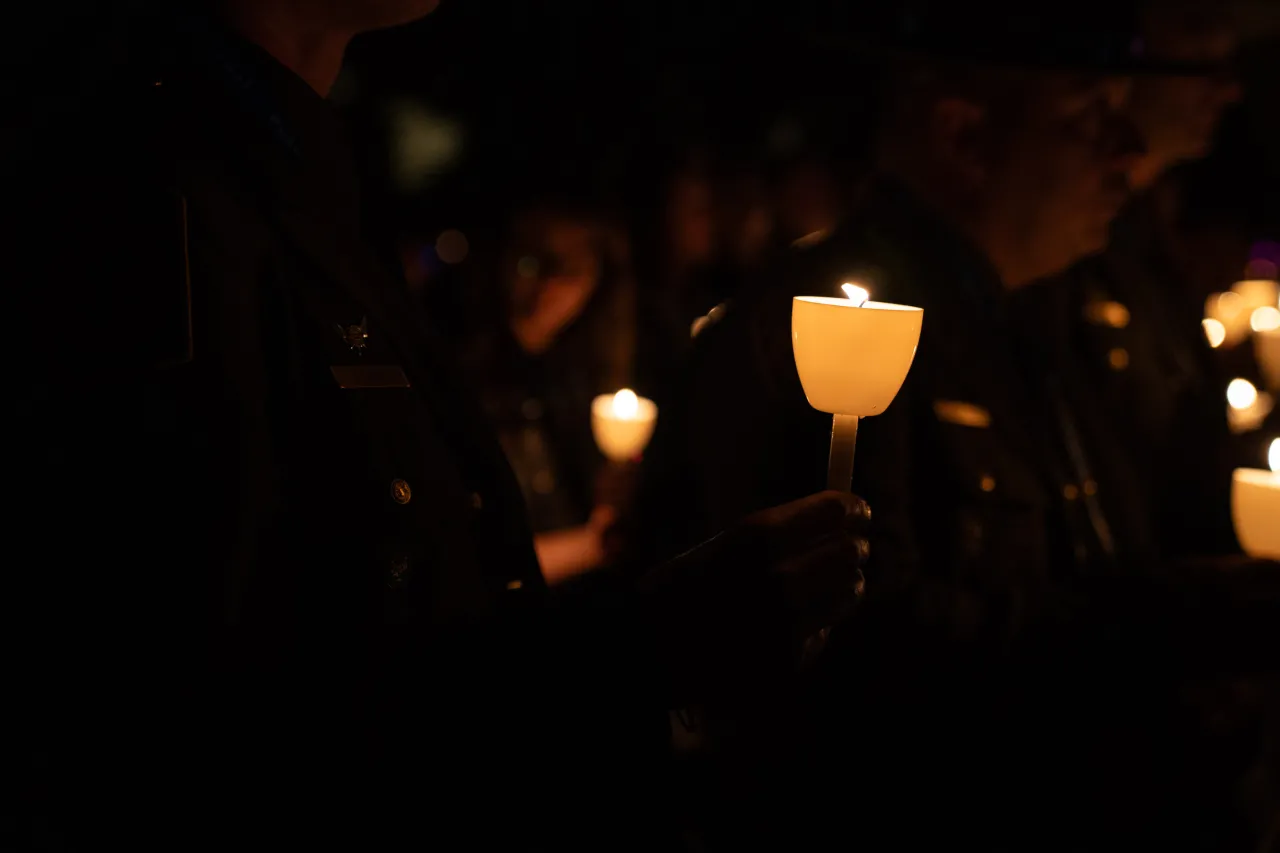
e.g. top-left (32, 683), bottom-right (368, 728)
top-left (1231, 437), bottom-right (1280, 561)
top-left (1252, 306), bottom-right (1280, 392)
top-left (1227, 378), bottom-right (1274, 434)
top-left (1202, 318), bottom-right (1227, 349)
top-left (591, 388), bottom-right (657, 462)
top-left (1206, 291), bottom-right (1251, 348)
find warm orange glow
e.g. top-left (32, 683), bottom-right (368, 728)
top-left (1270, 438), bottom-right (1278, 473)
top-left (1251, 306), bottom-right (1280, 333)
top-left (435, 229), bottom-right (469, 264)
top-left (592, 390), bottom-right (657, 462)
top-left (1228, 378), bottom-right (1259, 410)
top-left (841, 283), bottom-right (870, 306)
top-left (1215, 291), bottom-right (1244, 319)
top-left (1202, 318), bottom-right (1226, 348)
top-left (612, 388), bottom-right (640, 420)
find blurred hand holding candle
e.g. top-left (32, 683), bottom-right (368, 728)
top-left (591, 388), bottom-right (657, 462)
top-left (792, 283), bottom-right (923, 491)
top-left (1231, 438), bottom-right (1280, 561)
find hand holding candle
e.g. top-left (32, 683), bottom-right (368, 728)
top-left (1232, 438), bottom-right (1280, 561)
top-left (591, 388), bottom-right (658, 462)
top-left (792, 283), bottom-right (923, 492)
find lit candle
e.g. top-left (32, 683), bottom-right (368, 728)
top-left (591, 388), bottom-right (658, 462)
top-left (792, 283), bottom-right (923, 491)
top-left (1252, 306), bottom-right (1280, 393)
top-left (1231, 438), bottom-right (1280, 561)
top-left (1227, 377), bottom-right (1274, 434)
top-left (1233, 279), bottom-right (1279, 313)
top-left (1208, 280), bottom-right (1280, 349)
top-left (1202, 318), bottom-right (1227, 349)
top-left (1205, 291), bottom-right (1251, 348)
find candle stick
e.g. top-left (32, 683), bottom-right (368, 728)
top-left (827, 414), bottom-right (859, 492)
top-left (792, 284), bottom-right (923, 492)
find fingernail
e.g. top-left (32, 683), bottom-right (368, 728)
top-left (856, 538), bottom-right (871, 562)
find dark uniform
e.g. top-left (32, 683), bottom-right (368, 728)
top-left (1041, 188), bottom-right (1252, 560)
top-left (6, 13), bottom-right (672, 849)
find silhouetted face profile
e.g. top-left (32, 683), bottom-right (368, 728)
top-left (980, 74), bottom-right (1139, 277)
top-left (889, 68), bottom-right (1143, 285)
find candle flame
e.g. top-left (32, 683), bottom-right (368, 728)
top-left (841, 283), bottom-right (870, 307)
top-left (612, 388), bottom-right (640, 419)
top-left (1202, 318), bottom-right (1226, 348)
top-left (1227, 378), bottom-right (1258, 411)
top-left (1251, 306), bottom-right (1280, 333)
top-left (1270, 438), bottom-right (1279, 473)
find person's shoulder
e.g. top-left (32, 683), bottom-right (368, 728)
top-left (6, 61), bottom-right (196, 375)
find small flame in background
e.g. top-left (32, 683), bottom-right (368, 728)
top-left (841, 283), bottom-right (870, 306)
top-left (1252, 305), bottom-right (1280, 333)
top-left (1228, 378), bottom-right (1259, 410)
top-left (1203, 318), bottom-right (1227, 348)
top-left (612, 388), bottom-right (640, 419)
top-left (1270, 437), bottom-right (1278, 473)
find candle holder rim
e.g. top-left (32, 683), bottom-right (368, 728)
top-left (793, 295), bottom-right (922, 312)
top-left (591, 392), bottom-right (658, 419)
top-left (1234, 467), bottom-right (1279, 485)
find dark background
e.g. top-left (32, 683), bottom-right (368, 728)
top-left (3, 1), bottom-right (1277, 272)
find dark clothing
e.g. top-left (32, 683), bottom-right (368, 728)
top-left (468, 334), bottom-right (600, 534)
top-left (655, 177), bottom-right (1279, 849)
top-left (1044, 190), bottom-right (1244, 559)
top-left (6, 17), bottom-right (671, 849)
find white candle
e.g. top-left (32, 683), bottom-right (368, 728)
top-left (1231, 438), bottom-right (1280, 561)
top-left (792, 291), bottom-right (923, 417)
top-left (792, 285), bottom-right (923, 491)
top-left (1253, 306), bottom-right (1280, 392)
top-left (1233, 279), bottom-right (1279, 313)
top-left (1206, 291), bottom-right (1252, 348)
top-left (591, 388), bottom-right (657, 462)
top-left (1227, 377), bottom-right (1274, 434)
top-left (1208, 280), bottom-right (1280, 349)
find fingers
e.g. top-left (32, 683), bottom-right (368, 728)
top-left (777, 530), bottom-right (869, 631)
top-left (748, 490), bottom-right (872, 556)
top-left (779, 531), bottom-right (870, 584)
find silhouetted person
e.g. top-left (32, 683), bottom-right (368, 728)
top-left (6, 2), bottom-right (874, 847)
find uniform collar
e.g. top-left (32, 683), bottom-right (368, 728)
top-left (164, 10), bottom-right (364, 233)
